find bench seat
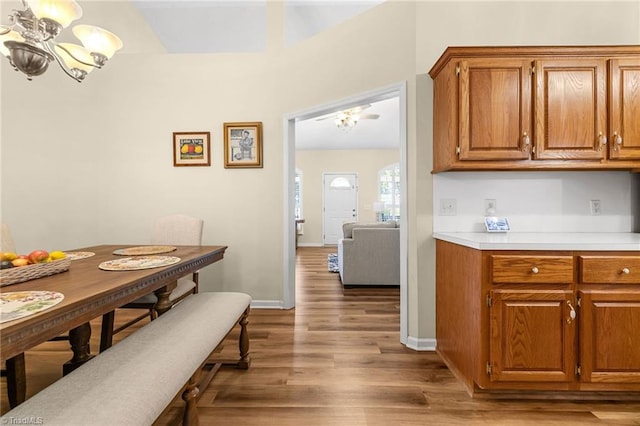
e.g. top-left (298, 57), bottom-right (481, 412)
top-left (1, 291), bottom-right (251, 426)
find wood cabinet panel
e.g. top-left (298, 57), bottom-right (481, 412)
top-left (579, 290), bottom-right (640, 383)
top-left (609, 58), bottom-right (640, 160)
top-left (489, 289), bottom-right (575, 383)
top-left (579, 256), bottom-right (640, 284)
top-left (491, 255), bottom-right (574, 284)
top-left (534, 59), bottom-right (607, 160)
top-left (458, 59), bottom-right (531, 160)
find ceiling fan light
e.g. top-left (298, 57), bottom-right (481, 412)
top-left (28, 0), bottom-right (83, 28)
top-left (73, 24), bottom-right (123, 59)
top-left (55, 42), bottom-right (94, 73)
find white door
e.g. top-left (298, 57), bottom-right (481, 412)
top-left (323, 173), bottom-right (358, 245)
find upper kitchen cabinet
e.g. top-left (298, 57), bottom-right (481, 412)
top-left (609, 58), bottom-right (640, 160)
top-left (429, 46), bottom-right (640, 172)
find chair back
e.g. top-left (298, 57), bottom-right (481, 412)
top-left (1, 223), bottom-right (16, 253)
top-left (150, 215), bottom-right (204, 246)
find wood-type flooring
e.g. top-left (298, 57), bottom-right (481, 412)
top-left (2, 246), bottom-right (639, 424)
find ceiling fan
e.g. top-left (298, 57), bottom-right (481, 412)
top-left (317, 104), bottom-right (380, 130)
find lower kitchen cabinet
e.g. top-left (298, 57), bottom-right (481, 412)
top-left (578, 289), bottom-right (640, 385)
top-left (435, 239), bottom-right (640, 396)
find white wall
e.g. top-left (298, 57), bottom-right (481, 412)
top-left (1, 1), bottom-right (638, 344)
top-left (433, 172), bottom-right (634, 233)
top-left (296, 149), bottom-right (399, 245)
top-left (1, 1), bottom-right (417, 304)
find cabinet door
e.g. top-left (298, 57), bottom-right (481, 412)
top-left (458, 59), bottom-right (532, 161)
top-left (489, 289), bottom-right (575, 383)
top-left (579, 290), bottom-right (640, 383)
top-left (609, 58), bottom-right (640, 160)
top-left (534, 59), bottom-right (607, 160)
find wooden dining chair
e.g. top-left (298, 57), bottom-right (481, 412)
top-left (99, 214), bottom-right (204, 352)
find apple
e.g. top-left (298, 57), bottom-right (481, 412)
top-left (28, 250), bottom-right (49, 264)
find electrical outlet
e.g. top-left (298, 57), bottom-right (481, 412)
top-left (484, 199), bottom-right (497, 216)
top-left (439, 198), bottom-right (457, 216)
top-left (590, 200), bottom-right (601, 216)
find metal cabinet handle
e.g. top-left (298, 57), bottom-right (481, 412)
top-left (522, 132), bottom-right (530, 151)
top-left (567, 300), bottom-right (576, 324)
top-left (622, 267), bottom-right (630, 275)
top-left (598, 132), bottom-right (607, 150)
top-left (613, 132), bottom-right (623, 151)
top-left (531, 266), bottom-right (539, 274)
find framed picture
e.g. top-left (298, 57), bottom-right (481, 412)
top-left (173, 132), bottom-right (211, 167)
top-left (224, 122), bottom-right (263, 168)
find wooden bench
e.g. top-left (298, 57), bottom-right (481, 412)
top-left (0, 292), bottom-right (251, 426)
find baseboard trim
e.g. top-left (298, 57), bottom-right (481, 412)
top-left (406, 336), bottom-right (436, 351)
top-left (250, 300), bottom-right (286, 309)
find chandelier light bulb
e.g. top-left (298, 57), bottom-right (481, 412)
top-left (73, 24), bottom-right (123, 60)
top-left (28, 0), bottom-right (83, 29)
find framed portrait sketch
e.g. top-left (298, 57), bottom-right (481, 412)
top-left (223, 122), bottom-right (263, 168)
top-left (173, 132), bottom-right (211, 167)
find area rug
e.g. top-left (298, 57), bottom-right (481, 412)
top-left (328, 253), bottom-right (339, 273)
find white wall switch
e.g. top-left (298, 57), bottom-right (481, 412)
top-left (439, 198), bottom-right (457, 216)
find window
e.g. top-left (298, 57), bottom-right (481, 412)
top-left (295, 168), bottom-right (303, 220)
top-left (378, 163), bottom-right (400, 221)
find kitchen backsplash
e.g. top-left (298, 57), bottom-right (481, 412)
top-left (433, 171), bottom-right (635, 233)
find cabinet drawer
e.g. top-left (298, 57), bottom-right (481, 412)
top-left (491, 255), bottom-right (574, 284)
top-left (579, 256), bottom-right (640, 284)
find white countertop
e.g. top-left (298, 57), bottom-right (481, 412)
top-left (433, 232), bottom-right (640, 251)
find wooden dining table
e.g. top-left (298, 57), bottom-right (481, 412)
top-left (0, 244), bottom-right (228, 373)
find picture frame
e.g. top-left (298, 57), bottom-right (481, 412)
top-left (223, 122), bottom-right (263, 168)
top-left (173, 132), bottom-right (211, 167)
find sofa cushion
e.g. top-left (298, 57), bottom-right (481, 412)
top-left (342, 221), bottom-right (397, 238)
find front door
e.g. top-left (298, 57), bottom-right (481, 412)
top-left (323, 173), bottom-right (357, 245)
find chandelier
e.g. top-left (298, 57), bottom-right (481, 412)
top-left (334, 111), bottom-right (360, 131)
top-left (0, 0), bottom-right (123, 82)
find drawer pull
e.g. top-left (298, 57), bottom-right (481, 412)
top-left (622, 267), bottom-right (630, 275)
top-left (567, 300), bottom-right (576, 324)
top-left (531, 266), bottom-right (539, 274)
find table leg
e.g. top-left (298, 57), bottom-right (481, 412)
top-left (154, 280), bottom-right (177, 316)
top-left (5, 353), bottom-right (26, 407)
top-left (63, 322), bottom-right (94, 375)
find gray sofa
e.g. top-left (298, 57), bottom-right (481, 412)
top-left (337, 221), bottom-right (400, 286)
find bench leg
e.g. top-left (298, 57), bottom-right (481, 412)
top-left (237, 307), bottom-right (251, 370)
top-left (182, 373), bottom-right (200, 426)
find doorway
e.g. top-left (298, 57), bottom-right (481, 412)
top-left (283, 82), bottom-right (408, 344)
top-left (323, 173), bottom-right (358, 245)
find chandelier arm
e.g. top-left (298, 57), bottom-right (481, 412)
top-left (40, 41), bottom-right (83, 82)
top-left (53, 42), bottom-right (102, 69)
top-left (0, 26), bottom-right (11, 36)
